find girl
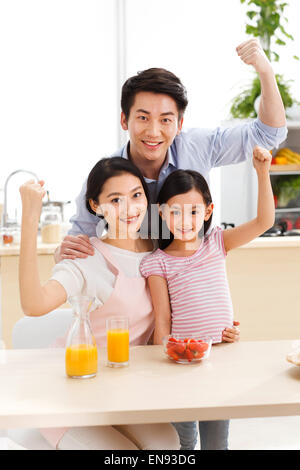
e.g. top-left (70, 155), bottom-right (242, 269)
top-left (19, 156), bottom-right (179, 450)
top-left (139, 146), bottom-right (274, 450)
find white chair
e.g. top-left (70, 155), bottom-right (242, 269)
top-left (7, 308), bottom-right (73, 450)
top-left (12, 308), bottom-right (73, 349)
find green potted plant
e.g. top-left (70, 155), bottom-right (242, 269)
top-left (230, 0), bottom-right (299, 119)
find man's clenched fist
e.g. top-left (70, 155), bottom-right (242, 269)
top-left (236, 38), bottom-right (272, 75)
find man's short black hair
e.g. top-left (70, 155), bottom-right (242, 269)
top-left (121, 68), bottom-right (188, 121)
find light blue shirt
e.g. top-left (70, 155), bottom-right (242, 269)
top-left (69, 118), bottom-right (287, 237)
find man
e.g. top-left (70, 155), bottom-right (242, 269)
top-left (55, 38), bottom-right (287, 262)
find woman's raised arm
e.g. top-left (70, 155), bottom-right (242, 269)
top-left (19, 180), bottom-right (67, 316)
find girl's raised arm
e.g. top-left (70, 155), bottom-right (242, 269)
top-left (223, 146), bottom-right (275, 252)
top-left (147, 275), bottom-right (172, 345)
top-left (19, 180), bottom-right (67, 316)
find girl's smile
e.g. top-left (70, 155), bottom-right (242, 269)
top-left (161, 191), bottom-right (211, 238)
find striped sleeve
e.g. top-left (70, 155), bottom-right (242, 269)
top-left (140, 251), bottom-right (166, 279)
top-left (210, 226), bottom-right (227, 257)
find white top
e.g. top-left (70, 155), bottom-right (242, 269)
top-left (51, 242), bottom-right (152, 305)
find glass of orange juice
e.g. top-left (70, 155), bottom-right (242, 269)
top-left (106, 317), bottom-right (129, 367)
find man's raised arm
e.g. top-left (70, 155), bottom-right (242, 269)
top-left (236, 38), bottom-right (286, 128)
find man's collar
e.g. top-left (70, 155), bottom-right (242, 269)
top-left (162, 146), bottom-right (176, 170)
top-left (122, 142), bottom-right (130, 160)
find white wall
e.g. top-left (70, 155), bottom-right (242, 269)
top-left (0, 0), bottom-right (119, 222)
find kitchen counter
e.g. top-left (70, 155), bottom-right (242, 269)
top-left (1, 235), bottom-right (300, 256)
top-left (0, 241), bottom-right (59, 256)
top-left (226, 238), bottom-right (300, 341)
top-left (0, 341), bottom-right (299, 429)
top-left (241, 235), bottom-right (300, 248)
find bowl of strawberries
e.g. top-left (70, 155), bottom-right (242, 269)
top-left (163, 335), bottom-right (212, 364)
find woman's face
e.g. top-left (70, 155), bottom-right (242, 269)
top-left (160, 189), bottom-right (213, 242)
top-left (90, 173), bottom-right (148, 238)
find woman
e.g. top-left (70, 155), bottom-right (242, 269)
top-left (19, 156), bottom-right (179, 450)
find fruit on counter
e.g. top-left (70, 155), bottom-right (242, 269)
top-left (274, 156), bottom-right (288, 165)
top-left (295, 217), bottom-right (300, 229)
top-left (165, 337), bottom-right (209, 362)
top-left (274, 148), bottom-right (300, 165)
top-left (3, 234), bottom-right (13, 245)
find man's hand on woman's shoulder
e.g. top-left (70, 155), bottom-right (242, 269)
top-left (55, 234), bottom-right (95, 262)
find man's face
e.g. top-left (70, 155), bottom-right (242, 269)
top-left (121, 91), bottom-right (183, 164)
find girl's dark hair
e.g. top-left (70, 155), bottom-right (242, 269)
top-left (85, 157), bottom-right (150, 225)
top-left (156, 169), bottom-right (213, 250)
top-left (121, 68), bottom-right (188, 121)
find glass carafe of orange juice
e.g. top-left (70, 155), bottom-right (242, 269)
top-left (65, 295), bottom-right (98, 379)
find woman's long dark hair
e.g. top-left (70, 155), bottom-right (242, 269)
top-left (156, 169), bottom-right (213, 250)
top-left (85, 157), bottom-right (150, 227)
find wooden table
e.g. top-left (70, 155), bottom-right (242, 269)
top-left (1, 341), bottom-right (300, 430)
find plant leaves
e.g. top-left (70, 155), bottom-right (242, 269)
top-left (275, 38), bottom-right (286, 46)
top-left (272, 51), bottom-right (280, 62)
top-left (246, 11), bottom-right (257, 20)
top-left (279, 3), bottom-right (289, 11)
top-left (279, 24), bottom-right (294, 40)
top-left (246, 24), bottom-right (259, 36)
top-left (230, 74), bottom-right (296, 119)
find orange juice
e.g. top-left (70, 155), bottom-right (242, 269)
top-left (107, 329), bottom-right (129, 364)
top-left (65, 343), bottom-right (98, 377)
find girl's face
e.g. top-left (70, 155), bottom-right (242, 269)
top-left (160, 189), bottom-right (213, 242)
top-left (89, 173), bottom-right (148, 238)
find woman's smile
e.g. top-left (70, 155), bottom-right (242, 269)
top-left (120, 214), bottom-right (140, 224)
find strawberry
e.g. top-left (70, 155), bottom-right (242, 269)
top-left (184, 349), bottom-right (194, 362)
top-left (193, 351), bottom-right (205, 359)
top-left (167, 350), bottom-right (179, 361)
top-left (173, 343), bottom-right (186, 355)
top-left (200, 342), bottom-right (208, 352)
top-left (168, 337), bottom-right (178, 343)
top-left (166, 344), bottom-right (178, 357)
top-left (189, 342), bottom-right (208, 354)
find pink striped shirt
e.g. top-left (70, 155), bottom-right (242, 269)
top-left (140, 226), bottom-right (234, 343)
